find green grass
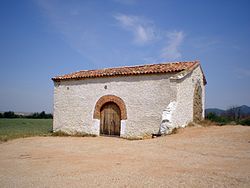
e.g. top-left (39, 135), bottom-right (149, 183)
top-left (0, 118), bottom-right (53, 142)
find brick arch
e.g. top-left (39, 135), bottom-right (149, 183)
top-left (93, 95), bottom-right (127, 120)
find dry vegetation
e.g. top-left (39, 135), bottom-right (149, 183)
top-left (52, 130), bottom-right (97, 137)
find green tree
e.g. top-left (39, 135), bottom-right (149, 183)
top-left (3, 111), bottom-right (16, 118)
top-left (26, 111), bottom-right (53, 119)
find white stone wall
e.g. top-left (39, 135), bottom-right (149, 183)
top-left (172, 66), bottom-right (206, 128)
top-left (53, 66), bottom-right (205, 138)
top-left (53, 74), bottom-right (177, 138)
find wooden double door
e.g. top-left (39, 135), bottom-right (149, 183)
top-left (100, 102), bottom-right (121, 136)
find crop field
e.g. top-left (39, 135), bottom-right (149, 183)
top-left (0, 119), bottom-right (52, 141)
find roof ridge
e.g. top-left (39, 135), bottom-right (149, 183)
top-left (100, 60), bottom-right (200, 69)
top-left (52, 61), bottom-right (201, 81)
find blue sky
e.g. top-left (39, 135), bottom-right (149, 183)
top-left (0, 0), bottom-right (250, 113)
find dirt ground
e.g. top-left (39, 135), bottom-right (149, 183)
top-left (0, 125), bottom-right (250, 188)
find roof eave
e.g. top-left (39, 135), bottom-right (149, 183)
top-left (170, 62), bottom-right (207, 85)
top-left (51, 71), bottom-right (181, 82)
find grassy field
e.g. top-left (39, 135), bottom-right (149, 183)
top-left (0, 118), bottom-right (53, 142)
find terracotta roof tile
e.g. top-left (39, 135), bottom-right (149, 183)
top-left (52, 61), bottom-right (202, 81)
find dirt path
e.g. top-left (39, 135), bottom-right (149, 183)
top-left (0, 125), bottom-right (250, 188)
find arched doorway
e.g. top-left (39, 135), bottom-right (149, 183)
top-left (193, 83), bottom-right (203, 122)
top-left (100, 102), bottom-right (121, 136)
top-left (93, 95), bottom-right (127, 136)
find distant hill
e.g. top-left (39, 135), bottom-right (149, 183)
top-left (205, 105), bottom-right (250, 116)
top-left (239, 105), bottom-right (250, 114)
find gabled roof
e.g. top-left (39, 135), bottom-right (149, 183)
top-left (52, 61), bottom-right (206, 84)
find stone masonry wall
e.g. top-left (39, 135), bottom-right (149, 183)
top-left (53, 73), bottom-right (177, 138)
top-left (193, 83), bottom-right (203, 122)
top-left (53, 66), bottom-right (205, 138)
top-left (172, 66), bottom-right (205, 127)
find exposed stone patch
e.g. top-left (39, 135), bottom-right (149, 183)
top-left (193, 83), bottom-right (203, 122)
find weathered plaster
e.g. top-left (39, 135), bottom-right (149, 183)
top-left (92, 119), bottom-right (100, 135)
top-left (53, 65), bottom-right (205, 138)
top-left (53, 74), bottom-right (177, 137)
top-left (120, 120), bottom-right (126, 137)
top-left (172, 66), bottom-right (205, 128)
top-left (159, 101), bottom-right (177, 135)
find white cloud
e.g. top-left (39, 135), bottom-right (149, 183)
top-left (236, 68), bottom-right (250, 79)
top-left (114, 14), bottom-right (157, 45)
top-left (36, 0), bottom-right (186, 65)
top-left (161, 31), bottom-right (184, 60)
top-left (114, 13), bottom-right (185, 61)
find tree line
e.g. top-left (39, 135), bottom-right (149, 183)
top-left (206, 106), bottom-right (250, 125)
top-left (0, 111), bottom-right (53, 119)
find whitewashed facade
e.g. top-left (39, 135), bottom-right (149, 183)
top-left (52, 61), bottom-right (206, 138)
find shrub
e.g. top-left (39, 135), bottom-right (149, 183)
top-left (187, 122), bottom-right (196, 127)
top-left (52, 131), bottom-right (71, 136)
top-left (0, 136), bottom-right (8, 142)
top-left (206, 112), bottom-right (230, 125)
top-left (171, 127), bottom-right (178, 134)
top-left (239, 117), bottom-right (250, 126)
top-left (198, 119), bottom-right (217, 126)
